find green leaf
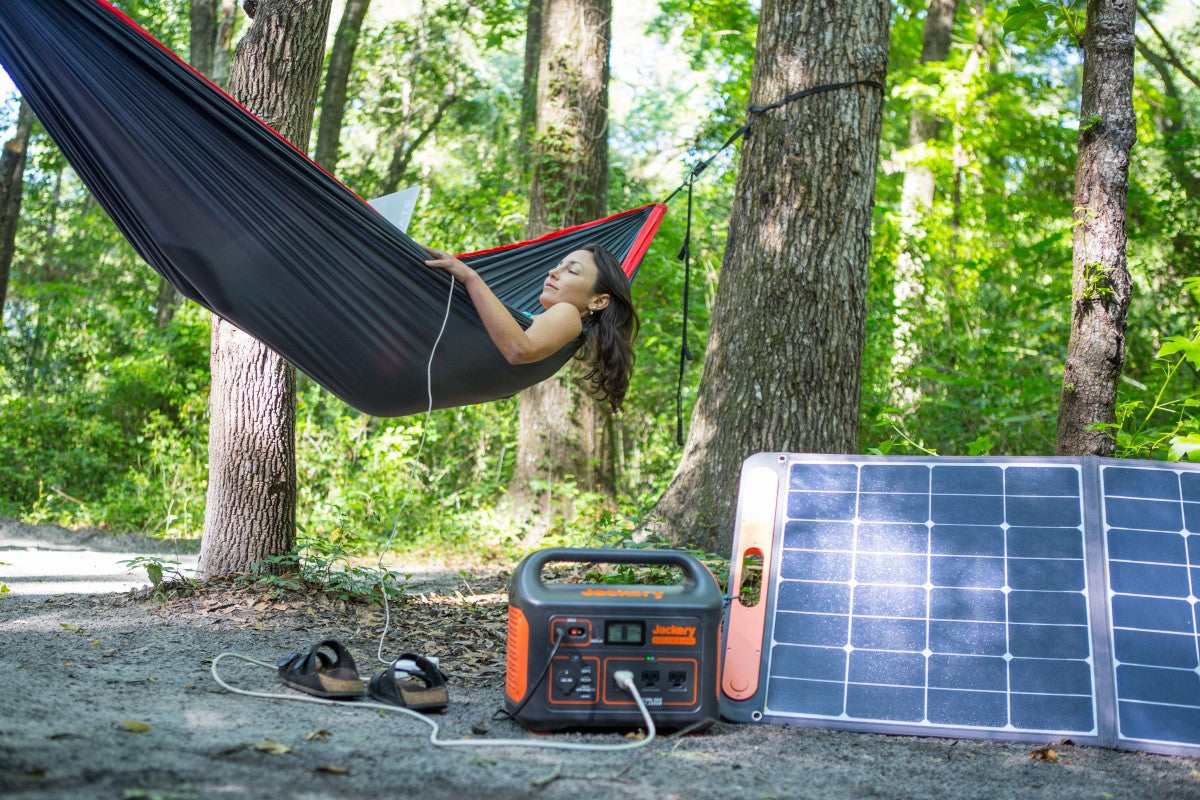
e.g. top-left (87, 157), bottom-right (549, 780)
top-left (967, 435), bottom-right (994, 456)
top-left (1169, 434), bottom-right (1200, 463)
top-left (1003, 2), bottom-right (1052, 35)
top-left (1157, 336), bottom-right (1200, 368)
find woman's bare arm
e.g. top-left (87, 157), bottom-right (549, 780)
top-left (423, 248), bottom-right (582, 364)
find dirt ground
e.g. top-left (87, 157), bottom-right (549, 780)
top-left (3, 520), bottom-right (1200, 800)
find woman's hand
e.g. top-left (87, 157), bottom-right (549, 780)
top-left (422, 245), bottom-right (477, 284)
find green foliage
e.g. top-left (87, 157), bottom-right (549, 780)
top-left (238, 527), bottom-right (409, 603)
top-left (1106, 314), bottom-right (1200, 462)
top-left (1003, 0), bottom-right (1086, 44)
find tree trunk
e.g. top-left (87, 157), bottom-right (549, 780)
top-left (509, 0), bottom-right (611, 511)
top-left (647, 0), bottom-right (890, 553)
top-left (210, 1), bottom-right (239, 87)
top-left (314, 0), bottom-right (370, 171)
top-left (189, 0), bottom-right (218, 77)
top-left (1055, 0), bottom-right (1136, 457)
top-left (0, 99), bottom-right (34, 320)
top-left (892, 0), bottom-right (958, 402)
top-left (199, 0), bottom-right (332, 577)
top-left (518, 0), bottom-right (543, 178)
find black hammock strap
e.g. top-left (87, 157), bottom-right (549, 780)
top-left (0, 0), bottom-right (666, 417)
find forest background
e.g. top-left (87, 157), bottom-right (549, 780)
top-left (1, 0), bottom-right (1199, 566)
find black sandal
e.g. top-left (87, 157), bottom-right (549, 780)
top-left (368, 653), bottom-right (449, 712)
top-left (277, 639), bottom-right (364, 699)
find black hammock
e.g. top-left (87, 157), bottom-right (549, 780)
top-left (0, 0), bottom-right (666, 417)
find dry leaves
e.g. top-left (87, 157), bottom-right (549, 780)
top-left (314, 764), bottom-right (350, 775)
top-left (305, 729), bottom-right (332, 742)
top-left (1029, 739), bottom-right (1074, 764)
top-left (119, 718), bottom-right (151, 733)
top-left (254, 739), bottom-right (292, 755)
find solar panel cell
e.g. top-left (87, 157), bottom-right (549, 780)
top-left (929, 587), bottom-right (1005, 620)
top-left (858, 522), bottom-right (928, 553)
top-left (928, 689), bottom-right (1008, 727)
top-left (848, 684), bottom-right (924, 721)
top-left (783, 520), bottom-right (853, 550)
top-left (860, 464), bottom-right (929, 493)
top-left (1007, 557), bottom-right (1085, 591)
top-left (931, 494), bottom-right (1004, 524)
top-left (860, 491), bottom-right (928, 522)
top-left (1009, 694), bottom-right (1094, 733)
top-left (1006, 496), bottom-right (1082, 526)
top-left (1007, 527), bottom-right (1083, 558)
top-left (1106, 497), bottom-right (1183, 531)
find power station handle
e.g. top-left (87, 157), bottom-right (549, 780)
top-left (515, 547), bottom-right (715, 592)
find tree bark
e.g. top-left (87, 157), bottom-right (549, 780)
top-left (1055, 0), bottom-right (1136, 457)
top-left (0, 100), bottom-right (34, 320)
top-left (314, 0), bottom-right (370, 171)
top-left (647, 0), bottom-right (890, 553)
top-left (189, 0), bottom-right (218, 77)
top-left (509, 0), bottom-right (612, 511)
top-left (519, 0), bottom-right (543, 179)
top-left (199, 0), bottom-right (332, 577)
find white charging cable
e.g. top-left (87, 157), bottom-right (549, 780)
top-left (374, 273), bottom-right (455, 667)
top-left (210, 654), bottom-right (656, 753)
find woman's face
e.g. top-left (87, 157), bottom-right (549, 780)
top-left (540, 249), bottom-right (611, 314)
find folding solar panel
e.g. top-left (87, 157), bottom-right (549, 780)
top-left (720, 453), bottom-right (1200, 757)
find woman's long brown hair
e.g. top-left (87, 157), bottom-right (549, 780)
top-left (577, 243), bottom-right (639, 411)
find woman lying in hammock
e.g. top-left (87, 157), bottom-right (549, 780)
top-left (423, 243), bottom-right (638, 411)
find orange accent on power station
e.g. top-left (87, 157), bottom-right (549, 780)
top-left (506, 606), bottom-right (530, 703)
top-left (721, 465), bottom-right (779, 702)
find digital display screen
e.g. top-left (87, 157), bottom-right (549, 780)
top-left (605, 620), bottom-right (644, 645)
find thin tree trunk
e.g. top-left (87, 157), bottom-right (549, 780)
top-left (0, 99), bottom-right (34, 319)
top-left (892, 0), bottom-right (958, 401)
top-left (210, 1), bottom-right (239, 87)
top-left (509, 0), bottom-right (612, 513)
top-left (519, 0), bottom-right (543, 179)
top-left (199, 0), bottom-right (332, 577)
top-left (190, 0), bottom-right (218, 77)
top-left (1055, 0), bottom-right (1136, 457)
top-left (314, 0), bottom-right (370, 171)
top-left (647, 0), bottom-right (890, 553)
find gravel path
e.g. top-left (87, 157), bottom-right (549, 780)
top-left (2, 520), bottom-right (1199, 799)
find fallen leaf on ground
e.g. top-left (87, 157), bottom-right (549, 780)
top-left (59, 623), bottom-right (84, 633)
top-left (314, 764), bottom-right (350, 775)
top-left (255, 739), bottom-right (292, 755)
top-left (119, 719), bottom-right (151, 733)
top-left (305, 729), bottom-right (331, 741)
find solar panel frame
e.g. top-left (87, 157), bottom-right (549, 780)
top-left (720, 453), bottom-right (1200, 757)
